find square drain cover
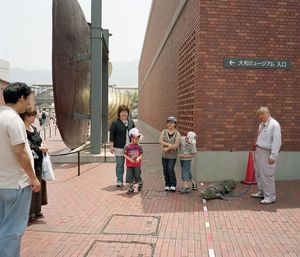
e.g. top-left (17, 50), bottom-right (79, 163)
top-left (100, 214), bottom-right (160, 235)
top-left (84, 240), bottom-right (154, 257)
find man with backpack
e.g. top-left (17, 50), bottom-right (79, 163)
top-left (40, 108), bottom-right (47, 128)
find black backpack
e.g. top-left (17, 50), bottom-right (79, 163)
top-left (42, 112), bottom-right (46, 119)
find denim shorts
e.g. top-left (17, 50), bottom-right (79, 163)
top-left (126, 166), bottom-right (142, 183)
top-left (180, 160), bottom-right (192, 181)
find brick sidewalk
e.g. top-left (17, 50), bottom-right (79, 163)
top-left (21, 122), bottom-right (300, 257)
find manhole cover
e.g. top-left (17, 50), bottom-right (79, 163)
top-left (100, 214), bottom-right (160, 235)
top-left (84, 240), bottom-right (155, 257)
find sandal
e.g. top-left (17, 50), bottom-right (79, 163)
top-left (127, 188), bottom-right (134, 194)
top-left (35, 212), bottom-right (44, 218)
top-left (138, 181), bottom-right (143, 191)
top-left (28, 214), bottom-right (35, 223)
top-left (192, 180), bottom-right (198, 191)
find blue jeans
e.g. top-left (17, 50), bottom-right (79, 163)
top-left (115, 156), bottom-right (125, 183)
top-left (0, 186), bottom-right (32, 257)
top-left (162, 157), bottom-right (177, 187)
top-left (180, 160), bottom-right (192, 181)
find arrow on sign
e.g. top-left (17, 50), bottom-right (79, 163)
top-left (229, 60), bottom-right (235, 65)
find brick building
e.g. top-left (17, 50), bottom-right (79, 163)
top-left (138, 0), bottom-right (300, 181)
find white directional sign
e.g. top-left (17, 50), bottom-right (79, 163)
top-left (224, 58), bottom-right (291, 69)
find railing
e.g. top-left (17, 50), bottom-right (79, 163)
top-left (50, 143), bottom-right (107, 176)
top-left (49, 142), bottom-right (159, 177)
top-left (38, 125), bottom-right (58, 141)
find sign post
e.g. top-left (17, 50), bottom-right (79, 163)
top-left (90, 0), bottom-right (102, 154)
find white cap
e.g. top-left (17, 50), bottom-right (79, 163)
top-left (187, 131), bottom-right (197, 144)
top-left (128, 128), bottom-right (140, 138)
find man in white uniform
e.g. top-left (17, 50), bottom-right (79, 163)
top-left (0, 82), bottom-right (41, 257)
top-left (251, 106), bottom-right (281, 204)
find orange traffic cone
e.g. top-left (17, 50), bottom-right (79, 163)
top-left (241, 151), bottom-right (257, 185)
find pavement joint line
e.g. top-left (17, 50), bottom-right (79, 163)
top-left (205, 222), bottom-right (210, 228)
top-left (208, 248), bottom-right (215, 257)
top-left (203, 206), bottom-right (208, 212)
top-left (26, 229), bottom-right (95, 235)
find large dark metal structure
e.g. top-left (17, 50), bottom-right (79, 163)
top-left (52, 0), bottom-right (131, 151)
top-left (53, 0), bottom-right (112, 152)
top-left (52, 0), bottom-right (91, 149)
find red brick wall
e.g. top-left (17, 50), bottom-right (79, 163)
top-left (0, 80), bottom-right (8, 106)
top-left (139, 0), bottom-right (300, 151)
top-left (139, 0), bottom-right (180, 82)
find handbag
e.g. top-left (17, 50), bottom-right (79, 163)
top-left (42, 153), bottom-right (55, 181)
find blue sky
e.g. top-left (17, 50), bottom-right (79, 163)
top-left (0, 0), bottom-right (152, 70)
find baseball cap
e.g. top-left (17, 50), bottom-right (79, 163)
top-left (187, 131), bottom-right (197, 144)
top-left (166, 116), bottom-right (177, 123)
top-left (128, 128), bottom-right (140, 138)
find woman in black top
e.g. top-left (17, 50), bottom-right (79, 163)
top-left (109, 105), bottom-right (135, 187)
top-left (20, 110), bottom-right (48, 221)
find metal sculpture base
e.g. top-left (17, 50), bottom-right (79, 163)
top-left (51, 145), bottom-right (115, 164)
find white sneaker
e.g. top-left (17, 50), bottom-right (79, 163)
top-left (261, 198), bottom-right (276, 204)
top-left (251, 191), bottom-right (264, 198)
top-left (170, 186), bottom-right (176, 192)
top-left (165, 186), bottom-right (170, 191)
top-left (117, 182), bottom-right (123, 187)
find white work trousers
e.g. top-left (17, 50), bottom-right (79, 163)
top-left (254, 147), bottom-right (276, 200)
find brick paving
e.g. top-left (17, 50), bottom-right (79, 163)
top-left (21, 122), bottom-right (300, 257)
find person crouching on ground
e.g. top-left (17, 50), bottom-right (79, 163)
top-left (159, 116), bottom-right (181, 192)
top-left (124, 128), bottom-right (144, 194)
top-left (178, 131), bottom-right (198, 193)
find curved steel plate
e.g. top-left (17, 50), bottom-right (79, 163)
top-left (52, 0), bottom-right (90, 149)
top-left (108, 90), bottom-right (131, 125)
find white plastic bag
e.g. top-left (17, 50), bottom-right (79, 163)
top-left (42, 153), bottom-right (55, 181)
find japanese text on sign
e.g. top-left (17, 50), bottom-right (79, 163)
top-left (224, 58), bottom-right (291, 69)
